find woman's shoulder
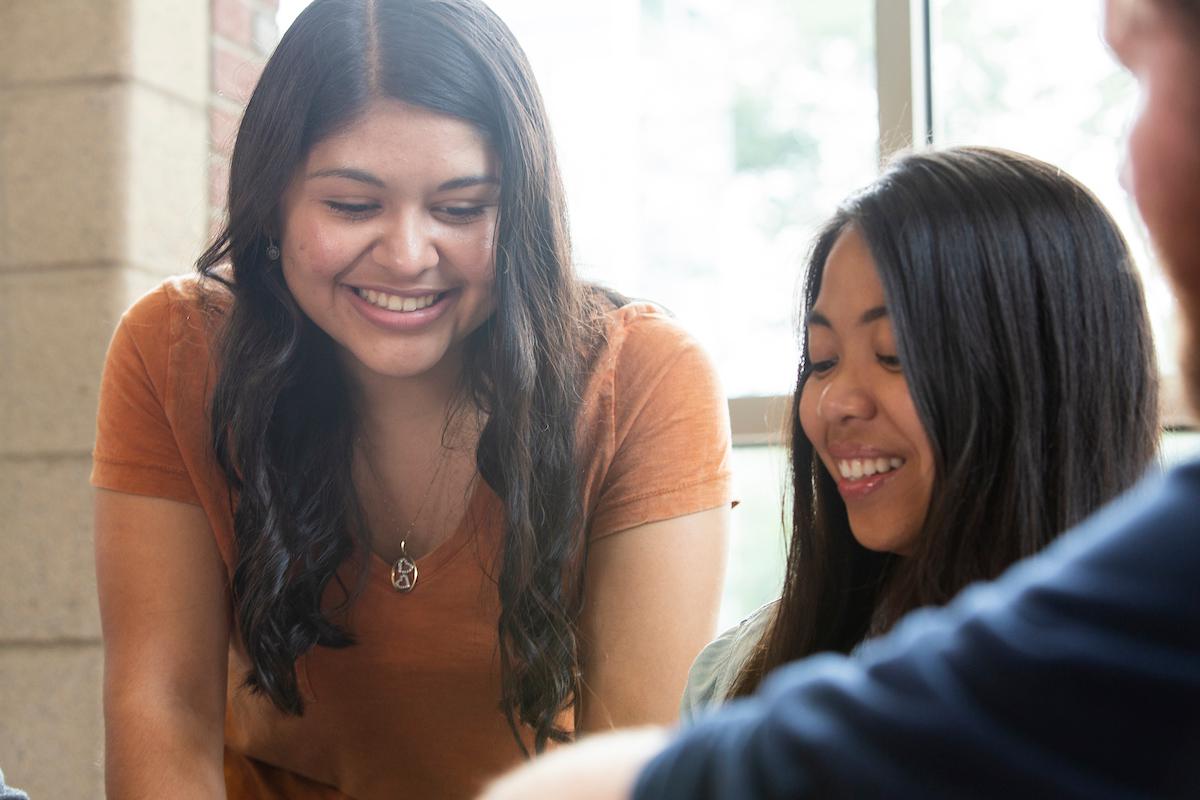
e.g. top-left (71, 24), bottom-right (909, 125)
top-left (120, 272), bottom-right (229, 328)
top-left (103, 273), bottom-right (231, 403)
top-left (597, 295), bottom-right (696, 352)
top-left (679, 600), bottom-right (778, 724)
top-left (588, 294), bottom-right (718, 393)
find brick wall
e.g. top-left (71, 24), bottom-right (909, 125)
top-left (210, 0), bottom-right (281, 231)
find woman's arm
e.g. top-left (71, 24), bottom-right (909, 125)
top-left (95, 489), bottom-right (231, 798)
top-left (577, 505), bottom-right (730, 731)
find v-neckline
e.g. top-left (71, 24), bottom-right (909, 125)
top-left (365, 475), bottom-right (488, 589)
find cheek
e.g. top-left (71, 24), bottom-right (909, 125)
top-left (1127, 97), bottom-right (1200, 288)
top-left (1129, 76), bottom-right (1200, 208)
top-left (283, 210), bottom-right (365, 278)
top-left (797, 379), bottom-right (824, 445)
top-left (885, 380), bottom-right (934, 473)
top-left (456, 224), bottom-right (497, 279)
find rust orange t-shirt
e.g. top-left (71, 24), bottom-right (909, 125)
top-left (91, 276), bottom-right (733, 799)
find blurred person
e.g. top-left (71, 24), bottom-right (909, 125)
top-left (0, 768), bottom-right (28, 800)
top-left (682, 146), bottom-right (1158, 721)
top-left (481, 0), bottom-right (1200, 796)
top-left (91, 1), bottom-right (731, 797)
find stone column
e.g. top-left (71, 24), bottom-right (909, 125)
top-left (0, 1), bottom-right (209, 796)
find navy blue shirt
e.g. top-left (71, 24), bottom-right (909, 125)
top-left (635, 460), bottom-right (1200, 799)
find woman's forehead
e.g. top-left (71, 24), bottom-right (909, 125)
top-left (813, 230), bottom-right (888, 314)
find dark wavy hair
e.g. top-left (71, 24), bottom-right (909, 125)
top-left (730, 146), bottom-right (1160, 697)
top-left (196, 0), bottom-right (603, 753)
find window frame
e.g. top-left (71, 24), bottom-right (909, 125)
top-left (729, 0), bottom-right (1192, 441)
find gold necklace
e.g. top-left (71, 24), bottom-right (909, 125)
top-left (358, 439), bottom-right (452, 594)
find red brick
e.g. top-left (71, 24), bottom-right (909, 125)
top-left (210, 106), bottom-right (242, 156)
top-left (212, 0), bottom-right (254, 48)
top-left (209, 156), bottom-right (231, 212)
top-left (212, 43), bottom-right (264, 105)
top-left (209, 213), bottom-right (228, 242)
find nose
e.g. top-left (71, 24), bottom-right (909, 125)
top-left (373, 209), bottom-right (439, 276)
top-left (813, 366), bottom-right (877, 424)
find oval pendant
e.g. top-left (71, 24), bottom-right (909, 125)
top-left (391, 555), bottom-right (418, 592)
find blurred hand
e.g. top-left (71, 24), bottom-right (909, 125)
top-left (480, 727), bottom-right (669, 800)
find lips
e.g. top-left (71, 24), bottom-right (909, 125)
top-left (344, 283), bottom-right (459, 332)
top-left (824, 447), bottom-right (907, 500)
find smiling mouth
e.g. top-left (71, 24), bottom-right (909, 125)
top-left (836, 457), bottom-right (905, 480)
top-left (353, 287), bottom-right (447, 313)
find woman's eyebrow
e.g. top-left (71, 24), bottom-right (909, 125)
top-left (436, 175), bottom-right (500, 191)
top-left (304, 170), bottom-right (498, 192)
top-left (860, 306), bottom-right (888, 325)
top-left (307, 167), bottom-right (386, 187)
top-left (806, 306), bottom-right (888, 329)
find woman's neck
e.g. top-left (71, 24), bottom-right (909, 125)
top-left (345, 347), bottom-right (471, 446)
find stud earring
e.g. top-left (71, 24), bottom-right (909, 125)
top-left (266, 239), bottom-right (281, 260)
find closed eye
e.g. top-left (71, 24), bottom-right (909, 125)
top-left (436, 205), bottom-right (490, 223)
top-left (877, 354), bottom-right (901, 370)
top-left (325, 200), bottom-right (379, 218)
top-left (809, 357), bottom-right (837, 375)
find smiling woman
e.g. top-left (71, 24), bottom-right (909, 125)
top-left (89, 1), bottom-right (732, 798)
top-left (680, 146), bottom-right (1161, 718)
top-left (799, 229), bottom-right (936, 556)
top-left (279, 101), bottom-right (501, 383)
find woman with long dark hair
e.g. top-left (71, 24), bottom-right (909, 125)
top-left (681, 146), bottom-right (1159, 716)
top-left (91, 1), bottom-right (732, 797)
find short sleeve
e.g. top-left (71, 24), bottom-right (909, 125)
top-left (588, 311), bottom-right (734, 539)
top-left (91, 285), bottom-right (201, 506)
top-left (679, 600), bottom-right (777, 724)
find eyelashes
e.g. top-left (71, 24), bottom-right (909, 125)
top-left (323, 201), bottom-right (492, 224)
top-left (876, 354), bottom-right (901, 370)
top-left (437, 206), bottom-right (489, 223)
top-left (325, 201), bottom-right (378, 218)
top-left (807, 354), bottom-right (902, 376)
top-left (810, 358), bottom-right (837, 375)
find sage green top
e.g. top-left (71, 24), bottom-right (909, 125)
top-left (679, 600), bottom-right (778, 724)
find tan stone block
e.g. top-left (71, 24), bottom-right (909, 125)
top-left (0, 267), bottom-right (165, 456)
top-left (0, 457), bottom-right (98, 640)
top-left (127, 84), bottom-right (210, 272)
top-left (0, 0), bottom-right (131, 85)
top-left (0, 84), bottom-right (129, 269)
top-left (130, 0), bottom-right (210, 106)
top-left (0, 81), bottom-right (206, 274)
top-left (0, 645), bottom-right (104, 799)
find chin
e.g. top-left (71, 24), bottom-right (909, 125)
top-left (848, 524), bottom-right (913, 555)
top-left (340, 343), bottom-right (453, 383)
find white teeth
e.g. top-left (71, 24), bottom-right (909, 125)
top-left (835, 456), bottom-right (906, 481)
top-left (355, 287), bottom-right (440, 312)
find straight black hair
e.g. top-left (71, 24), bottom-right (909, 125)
top-left (732, 146), bottom-right (1159, 696)
top-left (196, 0), bottom-right (605, 754)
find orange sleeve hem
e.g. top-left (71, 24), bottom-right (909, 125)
top-left (588, 471), bottom-right (735, 541)
top-left (91, 457), bottom-right (203, 507)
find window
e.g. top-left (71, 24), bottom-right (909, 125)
top-left (931, 0), bottom-right (1184, 419)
